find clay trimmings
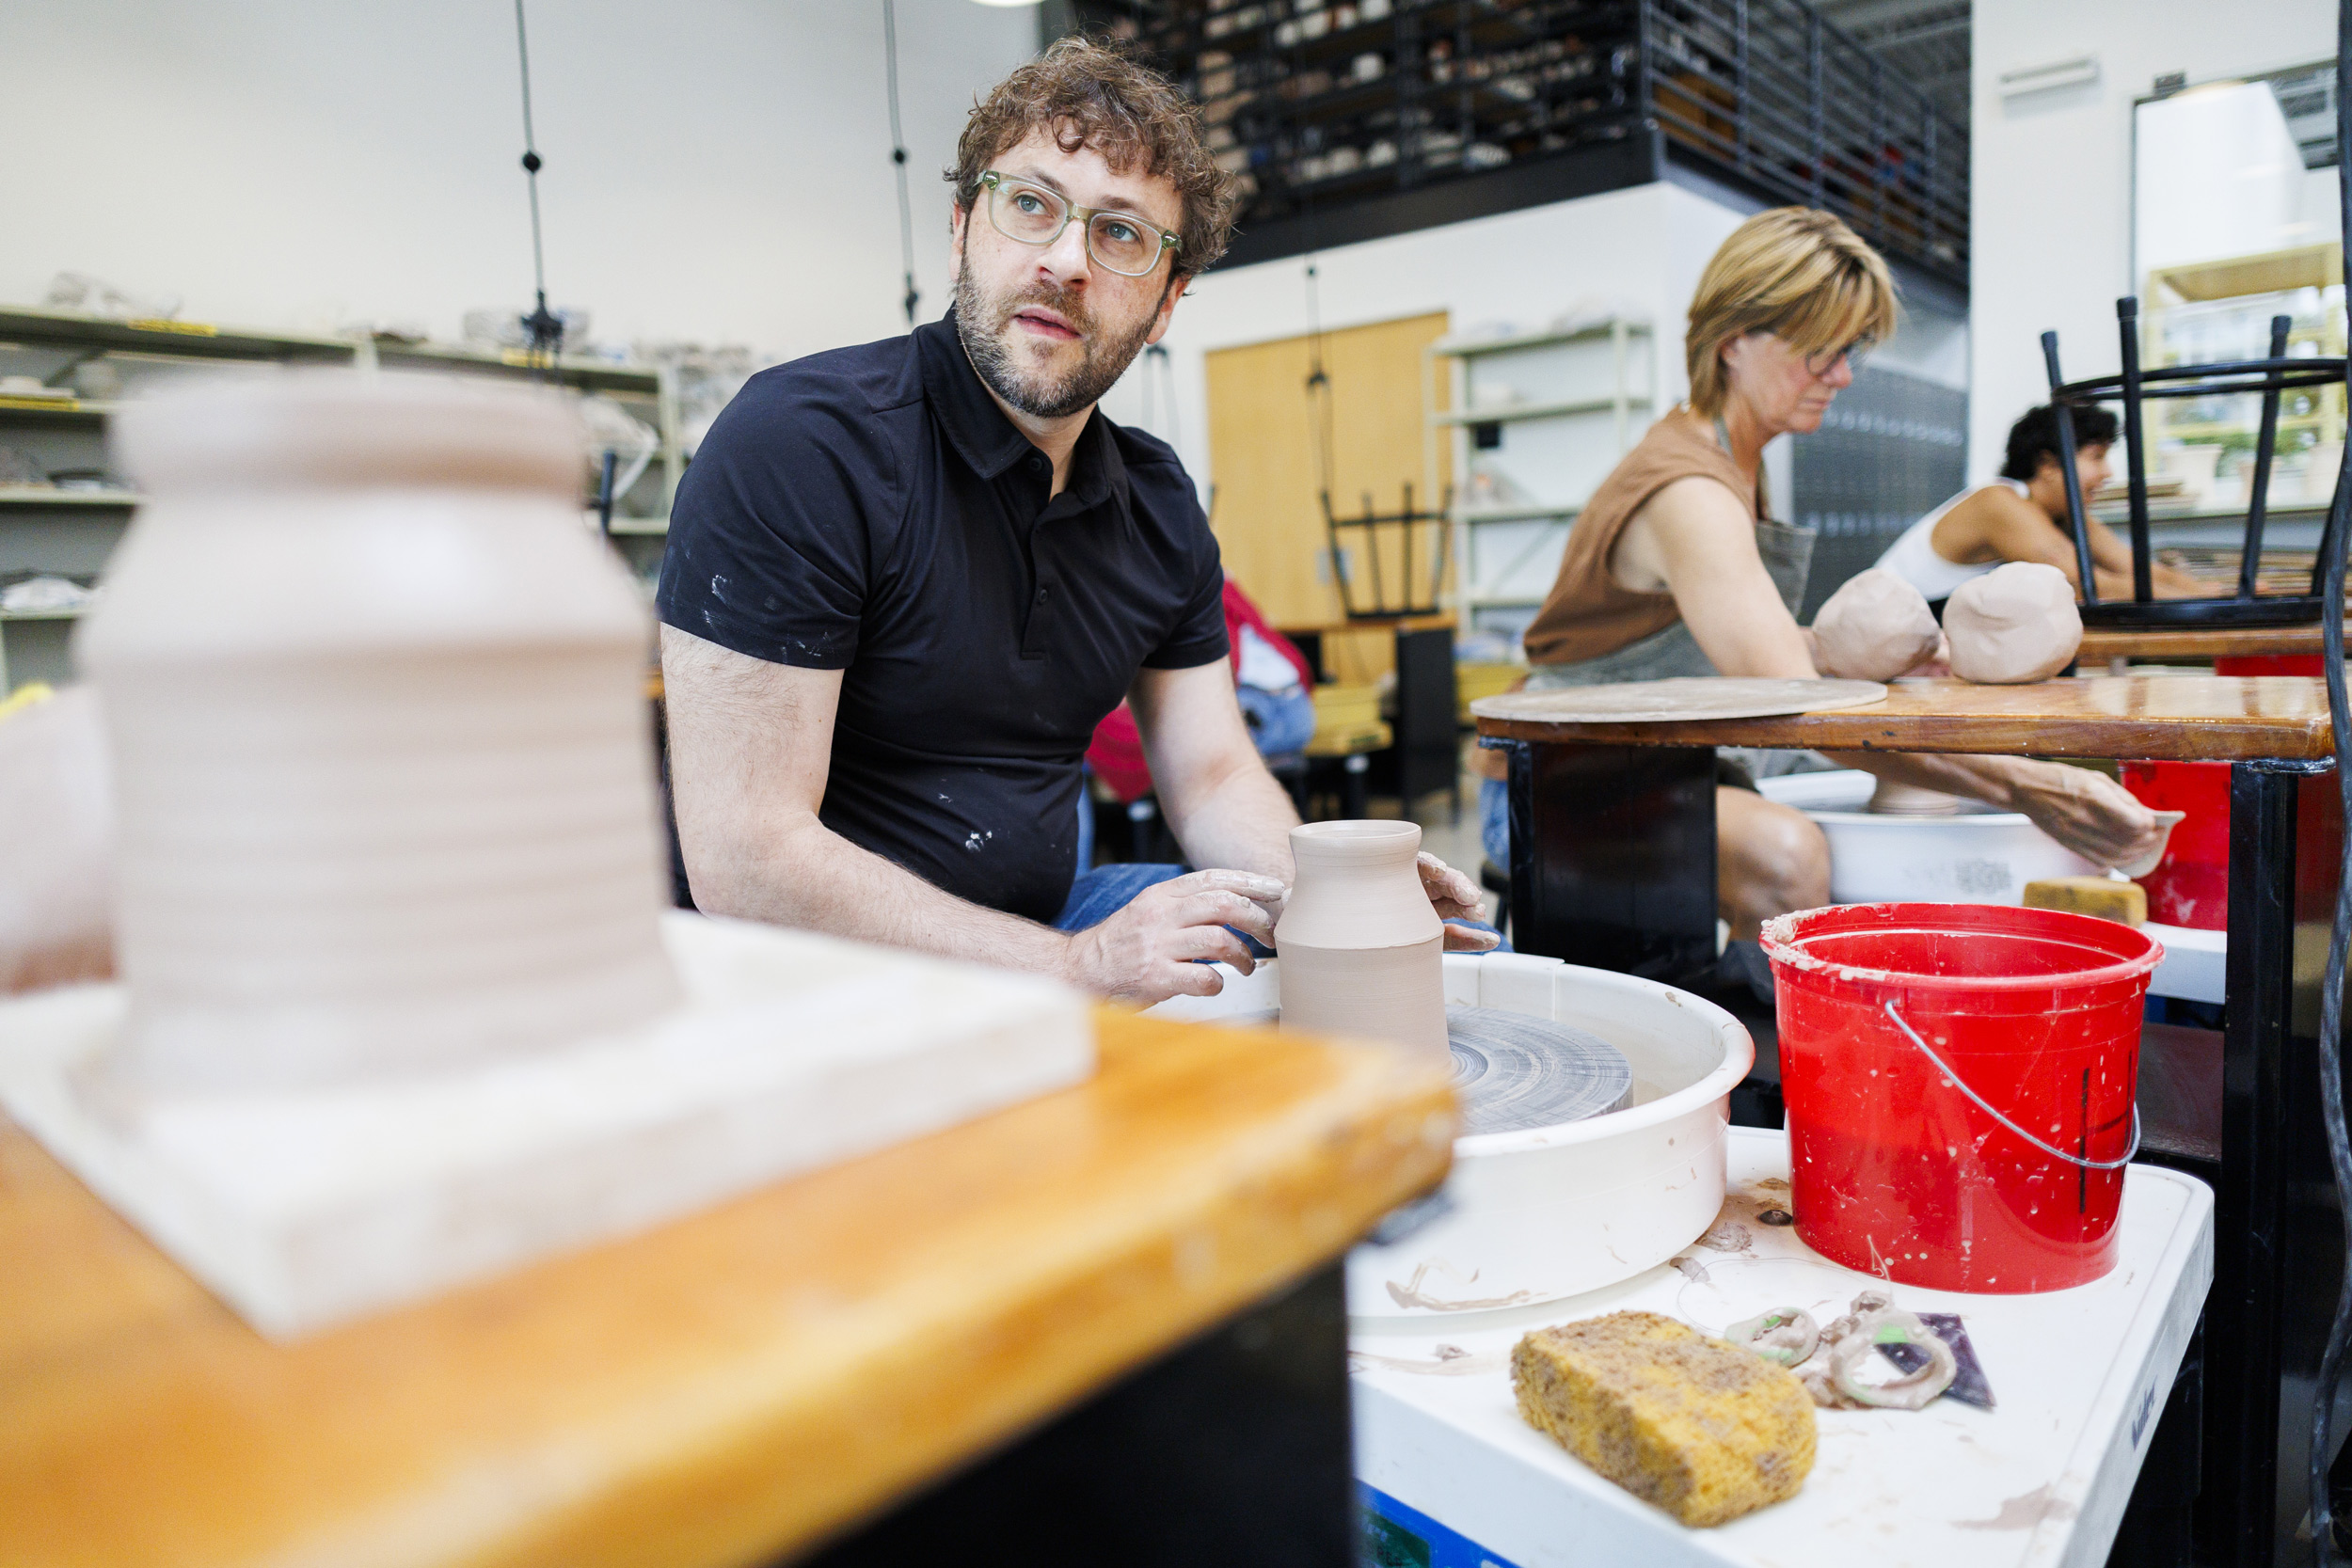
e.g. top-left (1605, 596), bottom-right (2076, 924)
top-left (1944, 562), bottom-right (2082, 684)
top-left (1445, 1006), bottom-right (1633, 1134)
top-left (1810, 568), bottom-right (1942, 682)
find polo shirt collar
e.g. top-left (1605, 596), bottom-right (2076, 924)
top-left (920, 309), bottom-right (1129, 516)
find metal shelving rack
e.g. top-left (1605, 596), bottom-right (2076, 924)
top-left (0, 305), bottom-right (682, 692)
top-left (1111, 0), bottom-right (1967, 285)
top-left (1423, 314), bottom-right (1654, 628)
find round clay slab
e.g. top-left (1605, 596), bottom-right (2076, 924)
top-left (1447, 1006), bottom-right (1633, 1135)
top-left (1471, 676), bottom-right (1887, 725)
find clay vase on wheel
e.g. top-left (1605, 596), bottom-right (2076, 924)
top-left (1276, 820), bottom-right (1447, 1067)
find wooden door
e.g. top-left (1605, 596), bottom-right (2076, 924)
top-left (1205, 310), bottom-right (1450, 684)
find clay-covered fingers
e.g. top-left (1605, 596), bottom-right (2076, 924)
top-left (1177, 921), bottom-right (1259, 972)
top-left (1167, 867), bottom-right (1289, 907)
top-left (1442, 922), bottom-right (1502, 952)
top-left (1171, 888), bottom-right (1276, 945)
top-left (1415, 851), bottom-right (1485, 920)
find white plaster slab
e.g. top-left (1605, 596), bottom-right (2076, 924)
top-left (0, 911), bottom-right (1094, 1339)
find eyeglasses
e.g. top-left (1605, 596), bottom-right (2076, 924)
top-left (1803, 337), bottom-right (1874, 379)
top-left (977, 171), bottom-right (1180, 278)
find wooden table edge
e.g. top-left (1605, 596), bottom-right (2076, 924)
top-left (0, 1008), bottom-right (1456, 1568)
top-left (1471, 677), bottom-right (2336, 763)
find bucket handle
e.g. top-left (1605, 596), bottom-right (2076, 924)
top-left (1883, 1001), bottom-right (2140, 1171)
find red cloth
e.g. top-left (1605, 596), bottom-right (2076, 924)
top-left (1085, 581), bottom-right (1312, 803)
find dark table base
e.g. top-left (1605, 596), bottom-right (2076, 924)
top-left (794, 1262), bottom-right (1356, 1567)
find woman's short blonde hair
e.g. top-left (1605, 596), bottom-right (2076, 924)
top-left (1685, 208), bottom-right (1899, 418)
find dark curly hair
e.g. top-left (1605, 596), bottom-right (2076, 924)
top-left (947, 37), bottom-right (1236, 278)
top-left (2002, 404), bottom-right (2121, 482)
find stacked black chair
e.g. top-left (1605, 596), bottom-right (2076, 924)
top-left (2042, 299), bottom-right (2347, 627)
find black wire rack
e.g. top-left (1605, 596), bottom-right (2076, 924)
top-left (1108, 0), bottom-right (1966, 284)
top-left (2043, 296), bottom-right (2349, 628)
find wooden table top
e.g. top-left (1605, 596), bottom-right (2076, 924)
top-left (2076, 623), bottom-right (2324, 662)
top-left (0, 1009), bottom-right (1452, 1568)
top-left (1473, 675), bottom-right (2335, 762)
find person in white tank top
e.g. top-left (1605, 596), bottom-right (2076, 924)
top-left (1873, 404), bottom-right (2208, 606)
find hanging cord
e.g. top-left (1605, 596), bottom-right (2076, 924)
top-left (1303, 253), bottom-right (1336, 498)
top-left (882, 0), bottom-right (919, 329)
top-left (1303, 252), bottom-right (1348, 610)
top-left (2310, 4), bottom-right (2352, 1558)
top-left (512, 0), bottom-right (562, 377)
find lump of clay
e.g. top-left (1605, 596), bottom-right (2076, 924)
top-left (1811, 568), bottom-right (1942, 681)
top-left (1944, 562), bottom-right (2083, 684)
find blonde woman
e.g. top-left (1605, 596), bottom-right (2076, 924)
top-left (1495, 208), bottom-right (2163, 941)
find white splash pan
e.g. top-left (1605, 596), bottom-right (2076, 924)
top-left (1148, 952), bottom-right (1751, 1319)
top-left (1756, 768), bottom-right (2097, 904)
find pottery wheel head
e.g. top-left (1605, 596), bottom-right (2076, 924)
top-left (1445, 1006), bottom-right (1633, 1135)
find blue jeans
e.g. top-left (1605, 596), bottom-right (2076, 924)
top-left (1237, 683), bottom-right (1316, 757)
top-left (1053, 862), bottom-right (1505, 955)
top-left (1479, 775), bottom-right (1510, 870)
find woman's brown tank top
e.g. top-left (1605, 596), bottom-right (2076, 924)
top-left (1520, 408), bottom-right (1765, 667)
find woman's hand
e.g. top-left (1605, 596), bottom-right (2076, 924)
top-left (2009, 761), bottom-right (2164, 871)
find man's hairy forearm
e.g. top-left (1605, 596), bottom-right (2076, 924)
top-left (689, 811), bottom-right (1075, 976)
top-left (1159, 752), bottom-right (1300, 886)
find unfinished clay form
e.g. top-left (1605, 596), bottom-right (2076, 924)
top-left (81, 371), bottom-right (680, 1093)
top-left (1277, 820), bottom-right (1447, 1067)
top-left (1944, 562), bottom-right (2083, 685)
top-left (1867, 779), bottom-right (1965, 816)
top-left (1810, 568), bottom-right (1942, 681)
top-left (3, 370), bottom-right (1099, 1338)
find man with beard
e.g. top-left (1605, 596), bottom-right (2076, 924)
top-left (657, 39), bottom-right (1493, 1006)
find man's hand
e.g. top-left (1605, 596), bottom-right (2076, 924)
top-left (1062, 869), bottom-right (1287, 1005)
top-left (1420, 851), bottom-right (1502, 951)
top-left (2010, 762), bottom-right (2164, 870)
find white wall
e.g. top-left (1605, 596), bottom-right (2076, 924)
top-left (2137, 81), bottom-right (2325, 272)
top-left (0, 0), bottom-right (1037, 361)
top-left (1970, 0), bottom-right (2337, 479)
top-left (1113, 174), bottom-right (1970, 511)
top-left (1103, 182), bottom-right (1752, 501)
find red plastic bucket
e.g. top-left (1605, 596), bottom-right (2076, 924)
top-left (2120, 759), bottom-right (2231, 929)
top-left (1761, 903), bottom-right (2163, 1293)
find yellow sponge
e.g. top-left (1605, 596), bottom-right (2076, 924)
top-left (1511, 1311), bottom-right (1816, 1527)
top-left (2023, 876), bottom-right (2147, 927)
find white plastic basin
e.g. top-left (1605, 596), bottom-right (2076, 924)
top-left (1756, 768), bottom-right (2097, 905)
top-left (1146, 952), bottom-right (1753, 1318)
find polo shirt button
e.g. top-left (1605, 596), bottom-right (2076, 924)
top-left (1037, 587), bottom-right (1051, 602)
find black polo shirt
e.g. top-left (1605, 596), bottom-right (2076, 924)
top-left (657, 310), bottom-right (1229, 924)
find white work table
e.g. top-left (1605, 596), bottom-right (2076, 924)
top-left (1350, 1126), bottom-right (2214, 1568)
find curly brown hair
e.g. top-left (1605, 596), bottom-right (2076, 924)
top-left (947, 37), bottom-right (1236, 278)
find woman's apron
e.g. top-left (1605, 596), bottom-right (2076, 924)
top-left (1523, 513), bottom-right (1818, 786)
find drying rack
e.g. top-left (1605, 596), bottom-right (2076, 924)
top-left (2042, 297), bottom-right (2348, 627)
